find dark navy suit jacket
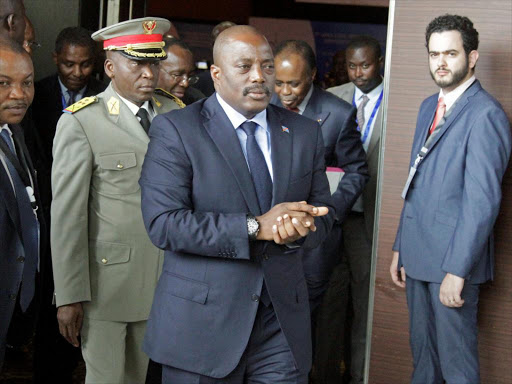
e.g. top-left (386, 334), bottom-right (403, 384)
top-left (0, 125), bottom-right (44, 369)
top-left (393, 80), bottom-right (511, 284)
top-left (140, 95), bottom-right (335, 378)
top-left (272, 86), bottom-right (368, 222)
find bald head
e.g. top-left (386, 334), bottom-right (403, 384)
top-left (210, 25), bottom-right (274, 119)
top-left (0, 0), bottom-right (26, 44)
top-left (213, 25), bottom-right (268, 66)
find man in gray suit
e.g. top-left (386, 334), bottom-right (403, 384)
top-left (316, 36), bottom-right (384, 383)
top-left (51, 18), bottom-right (180, 383)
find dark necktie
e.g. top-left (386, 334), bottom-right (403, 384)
top-left (1, 129), bottom-right (39, 311)
top-left (240, 121), bottom-right (273, 214)
top-left (67, 90), bottom-right (76, 107)
top-left (136, 108), bottom-right (151, 133)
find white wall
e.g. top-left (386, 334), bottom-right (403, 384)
top-left (24, 0), bottom-right (80, 80)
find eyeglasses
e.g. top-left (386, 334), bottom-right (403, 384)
top-left (163, 70), bottom-right (199, 85)
top-left (23, 41), bottom-right (42, 50)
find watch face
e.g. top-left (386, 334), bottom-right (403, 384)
top-left (247, 216), bottom-right (259, 238)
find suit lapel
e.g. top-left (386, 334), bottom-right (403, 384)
top-left (420, 81), bottom-right (481, 163)
top-left (268, 105), bottom-right (292, 206)
top-left (303, 87), bottom-right (331, 127)
top-left (202, 96), bottom-right (262, 215)
top-left (0, 159), bottom-right (22, 240)
top-left (366, 106), bottom-right (381, 156)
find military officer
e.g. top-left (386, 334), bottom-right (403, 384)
top-left (50, 17), bottom-right (181, 383)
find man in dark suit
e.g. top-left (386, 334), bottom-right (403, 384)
top-left (271, 40), bottom-right (368, 317)
top-left (157, 38), bottom-right (204, 106)
top-left (26, 26), bottom-right (105, 382)
top-left (140, 25), bottom-right (335, 383)
top-left (320, 36), bottom-right (384, 384)
top-left (31, 26), bottom-right (105, 164)
top-left (391, 15), bottom-right (511, 383)
top-left (0, 38), bottom-right (41, 372)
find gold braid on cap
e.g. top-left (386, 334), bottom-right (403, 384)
top-left (104, 41), bottom-right (166, 58)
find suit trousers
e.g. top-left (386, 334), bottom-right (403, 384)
top-left (313, 212), bottom-right (372, 384)
top-left (161, 302), bottom-right (308, 384)
top-left (81, 317), bottom-right (148, 384)
top-left (406, 277), bottom-right (480, 384)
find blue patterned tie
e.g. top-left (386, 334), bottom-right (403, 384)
top-left (1, 129), bottom-right (39, 311)
top-left (240, 121), bottom-right (273, 214)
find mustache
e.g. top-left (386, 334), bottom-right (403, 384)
top-left (243, 84), bottom-right (271, 96)
top-left (3, 102), bottom-right (28, 109)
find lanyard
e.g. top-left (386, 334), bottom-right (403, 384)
top-left (352, 90), bottom-right (383, 144)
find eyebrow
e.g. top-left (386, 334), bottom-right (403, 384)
top-left (429, 49), bottom-right (459, 54)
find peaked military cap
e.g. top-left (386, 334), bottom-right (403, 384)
top-left (92, 17), bottom-right (171, 60)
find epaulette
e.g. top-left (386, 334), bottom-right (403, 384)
top-left (62, 96), bottom-right (98, 114)
top-left (154, 88), bottom-right (186, 108)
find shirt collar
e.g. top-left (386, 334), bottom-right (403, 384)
top-left (117, 92), bottom-right (152, 117)
top-left (354, 80), bottom-right (384, 103)
top-left (216, 93), bottom-right (268, 131)
top-left (58, 76), bottom-right (87, 99)
top-left (439, 75), bottom-right (476, 111)
top-left (297, 85), bottom-right (314, 114)
top-left (0, 123), bottom-right (9, 132)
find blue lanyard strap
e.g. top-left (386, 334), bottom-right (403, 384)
top-left (352, 90), bottom-right (383, 144)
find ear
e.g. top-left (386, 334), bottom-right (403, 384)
top-left (6, 14), bottom-right (16, 33)
top-left (210, 64), bottom-right (221, 85)
top-left (468, 50), bottom-right (479, 70)
top-left (378, 56), bottom-right (384, 70)
top-left (104, 59), bottom-right (115, 79)
top-left (311, 67), bottom-right (317, 82)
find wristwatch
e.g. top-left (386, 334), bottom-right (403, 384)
top-left (246, 214), bottom-right (260, 241)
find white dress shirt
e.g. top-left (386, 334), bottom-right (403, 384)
top-left (296, 86), bottom-right (314, 115)
top-left (117, 93), bottom-right (155, 122)
top-left (216, 93), bottom-right (273, 180)
top-left (354, 82), bottom-right (384, 152)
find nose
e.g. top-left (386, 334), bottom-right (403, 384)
top-left (9, 83), bottom-right (25, 99)
top-left (249, 65), bottom-right (264, 83)
top-left (281, 83), bottom-right (291, 96)
top-left (355, 66), bottom-right (363, 78)
top-left (437, 54), bottom-right (447, 67)
top-left (72, 65), bottom-right (82, 78)
top-left (141, 64), bottom-right (154, 79)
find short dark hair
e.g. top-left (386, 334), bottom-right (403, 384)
top-left (163, 38), bottom-right (192, 54)
top-left (0, 36), bottom-right (29, 55)
top-left (425, 14), bottom-right (479, 55)
top-left (346, 35), bottom-right (382, 61)
top-left (274, 40), bottom-right (316, 74)
top-left (55, 27), bottom-right (96, 55)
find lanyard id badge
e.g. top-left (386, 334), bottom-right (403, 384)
top-left (401, 146), bottom-right (429, 199)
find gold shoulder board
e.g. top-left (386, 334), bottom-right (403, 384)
top-left (62, 96), bottom-right (98, 114)
top-left (154, 88), bottom-right (186, 109)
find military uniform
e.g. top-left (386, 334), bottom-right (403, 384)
top-left (50, 18), bottom-right (181, 383)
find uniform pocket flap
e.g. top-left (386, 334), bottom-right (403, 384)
top-left (92, 241), bottom-right (131, 265)
top-left (163, 272), bottom-right (209, 305)
top-left (98, 152), bottom-right (137, 171)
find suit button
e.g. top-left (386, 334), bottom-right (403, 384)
top-left (17, 256), bottom-right (25, 263)
top-left (263, 254), bottom-right (269, 260)
top-left (101, 258), bottom-right (108, 264)
top-left (116, 162), bottom-right (124, 169)
top-left (251, 294), bottom-right (260, 302)
top-left (8, 293), bottom-right (16, 301)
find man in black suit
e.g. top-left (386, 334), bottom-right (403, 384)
top-left (272, 39), bottom-right (368, 301)
top-left (0, 37), bottom-right (42, 372)
top-left (26, 26), bottom-right (105, 382)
